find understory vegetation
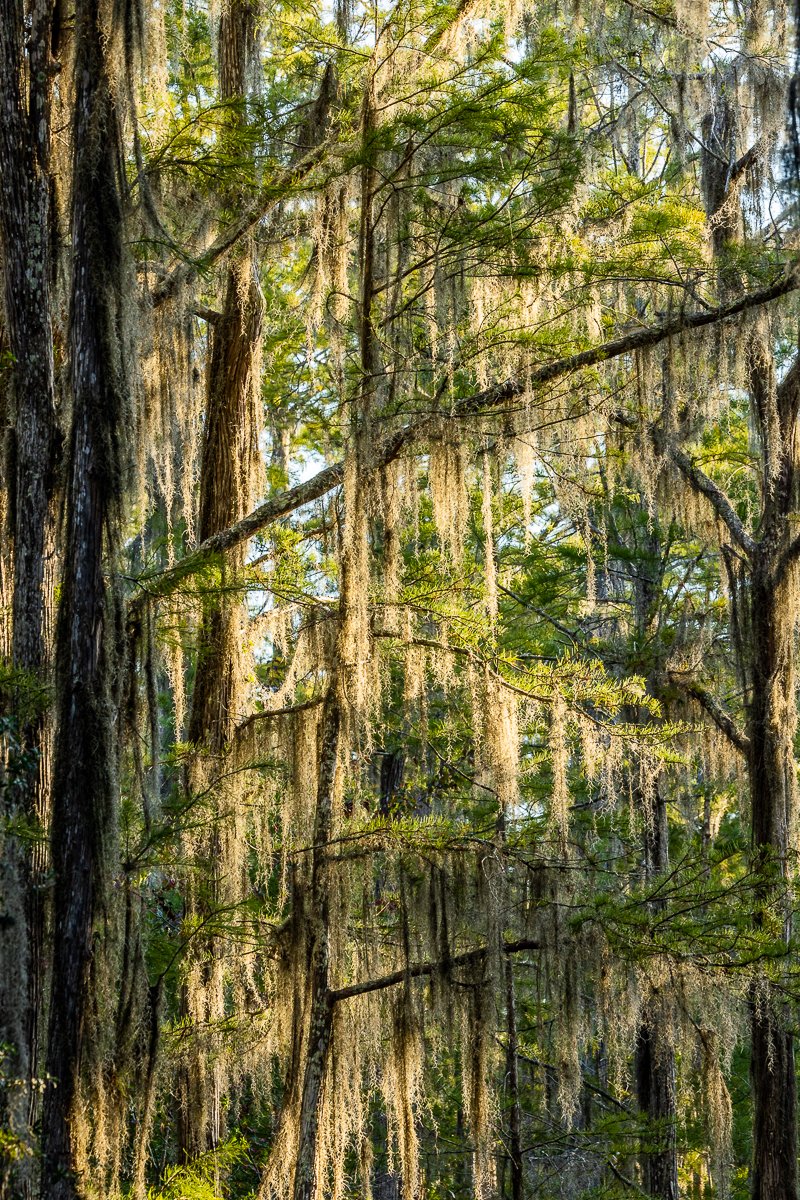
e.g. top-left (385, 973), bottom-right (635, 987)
top-left (2, 0), bottom-right (800, 1197)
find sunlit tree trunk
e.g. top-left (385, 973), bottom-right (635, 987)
top-left (177, 0), bottom-right (263, 1162)
top-left (293, 692), bottom-right (339, 1200)
top-left (697, 80), bottom-right (799, 1199)
top-left (40, 0), bottom-right (127, 1193)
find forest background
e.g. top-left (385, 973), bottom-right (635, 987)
top-left (1, 0), bottom-right (800, 1198)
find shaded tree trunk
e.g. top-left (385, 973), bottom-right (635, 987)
top-left (634, 795), bottom-right (678, 1200)
top-left (618, 512), bottom-right (679, 1200)
top-left (635, 1014), bottom-right (678, 1200)
top-left (505, 959), bottom-right (523, 1200)
top-left (0, 0), bottom-right (58, 1191)
top-left (743, 560), bottom-right (798, 1200)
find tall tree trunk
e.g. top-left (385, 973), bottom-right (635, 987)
top-left (634, 798), bottom-right (678, 1200)
top-left (618, 513), bottom-right (679, 1200)
top-left (0, 0), bottom-right (58, 1189)
top-left (293, 692), bottom-right (339, 1200)
top-left (178, 254), bottom-right (263, 1161)
top-left (40, 0), bottom-right (127, 1193)
top-left (744, 559), bottom-right (798, 1200)
top-left (177, 0), bottom-right (263, 1162)
top-left (504, 959), bottom-right (523, 1200)
top-left (697, 78), bottom-right (799, 1199)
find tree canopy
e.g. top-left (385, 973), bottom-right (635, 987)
top-left (1, 1), bottom-right (800, 1198)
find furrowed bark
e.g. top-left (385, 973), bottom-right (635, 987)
top-left (0, 0), bottom-right (58, 1188)
top-left (675, 338), bottom-right (800, 1198)
top-left (177, 0), bottom-right (264, 1163)
top-left (292, 692), bottom-right (340, 1200)
top-left (744, 340), bottom-right (799, 1200)
top-left (743, 552), bottom-right (798, 1200)
top-left (697, 92), bottom-right (799, 1196)
top-left (41, 1), bottom-right (127, 1193)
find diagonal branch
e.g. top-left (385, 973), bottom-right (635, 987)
top-left (149, 143), bottom-right (330, 308)
top-left (669, 671), bottom-right (751, 756)
top-left (129, 271), bottom-right (797, 615)
top-left (128, 461), bottom-right (345, 622)
top-left (330, 937), bottom-right (541, 1003)
top-left (666, 444), bottom-right (757, 558)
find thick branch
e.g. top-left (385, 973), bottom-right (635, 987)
top-left (667, 444), bottom-right (757, 557)
top-left (236, 695), bottom-right (324, 735)
top-left (331, 938), bottom-right (541, 1003)
top-left (128, 462), bottom-right (345, 620)
top-left (129, 273), bottom-right (797, 612)
top-left (669, 672), bottom-right (751, 756)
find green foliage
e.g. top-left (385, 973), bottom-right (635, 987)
top-left (147, 1137), bottom-right (252, 1200)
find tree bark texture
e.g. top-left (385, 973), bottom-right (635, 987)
top-left (187, 261), bottom-right (263, 749)
top-left (635, 1019), bottom-right (678, 1200)
top-left (41, 0), bottom-right (126, 1193)
top-left (177, 0), bottom-right (264, 1164)
top-left (0, 1), bottom-right (58, 1190)
top-left (743, 563), bottom-right (798, 1200)
top-left (744, 344), bottom-right (800, 1200)
top-left (292, 693), bottom-right (340, 1200)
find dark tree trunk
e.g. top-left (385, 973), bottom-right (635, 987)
top-left (505, 959), bottom-right (523, 1200)
top-left (40, 0), bottom-right (127, 1193)
top-left (634, 792), bottom-right (678, 1200)
top-left (0, 1), bottom-right (58, 1189)
top-left (624, 515), bottom-right (679, 1200)
top-left (696, 87), bottom-right (800, 1197)
top-left (635, 1016), bottom-right (678, 1200)
top-left (750, 999), bottom-right (797, 1200)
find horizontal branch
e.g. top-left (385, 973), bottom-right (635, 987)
top-left (236, 694), bottom-right (324, 735)
top-left (331, 937), bottom-right (542, 1003)
top-left (129, 271), bottom-right (797, 614)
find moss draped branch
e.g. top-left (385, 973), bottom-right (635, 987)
top-left (128, 269), bottom-right (799, 618)
top-left (668, 672), bottom-right (751, 756)
top-left (331, 937), bottom-right (542, 1002)
top-left (665, 444), bottom-right (757, 557)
